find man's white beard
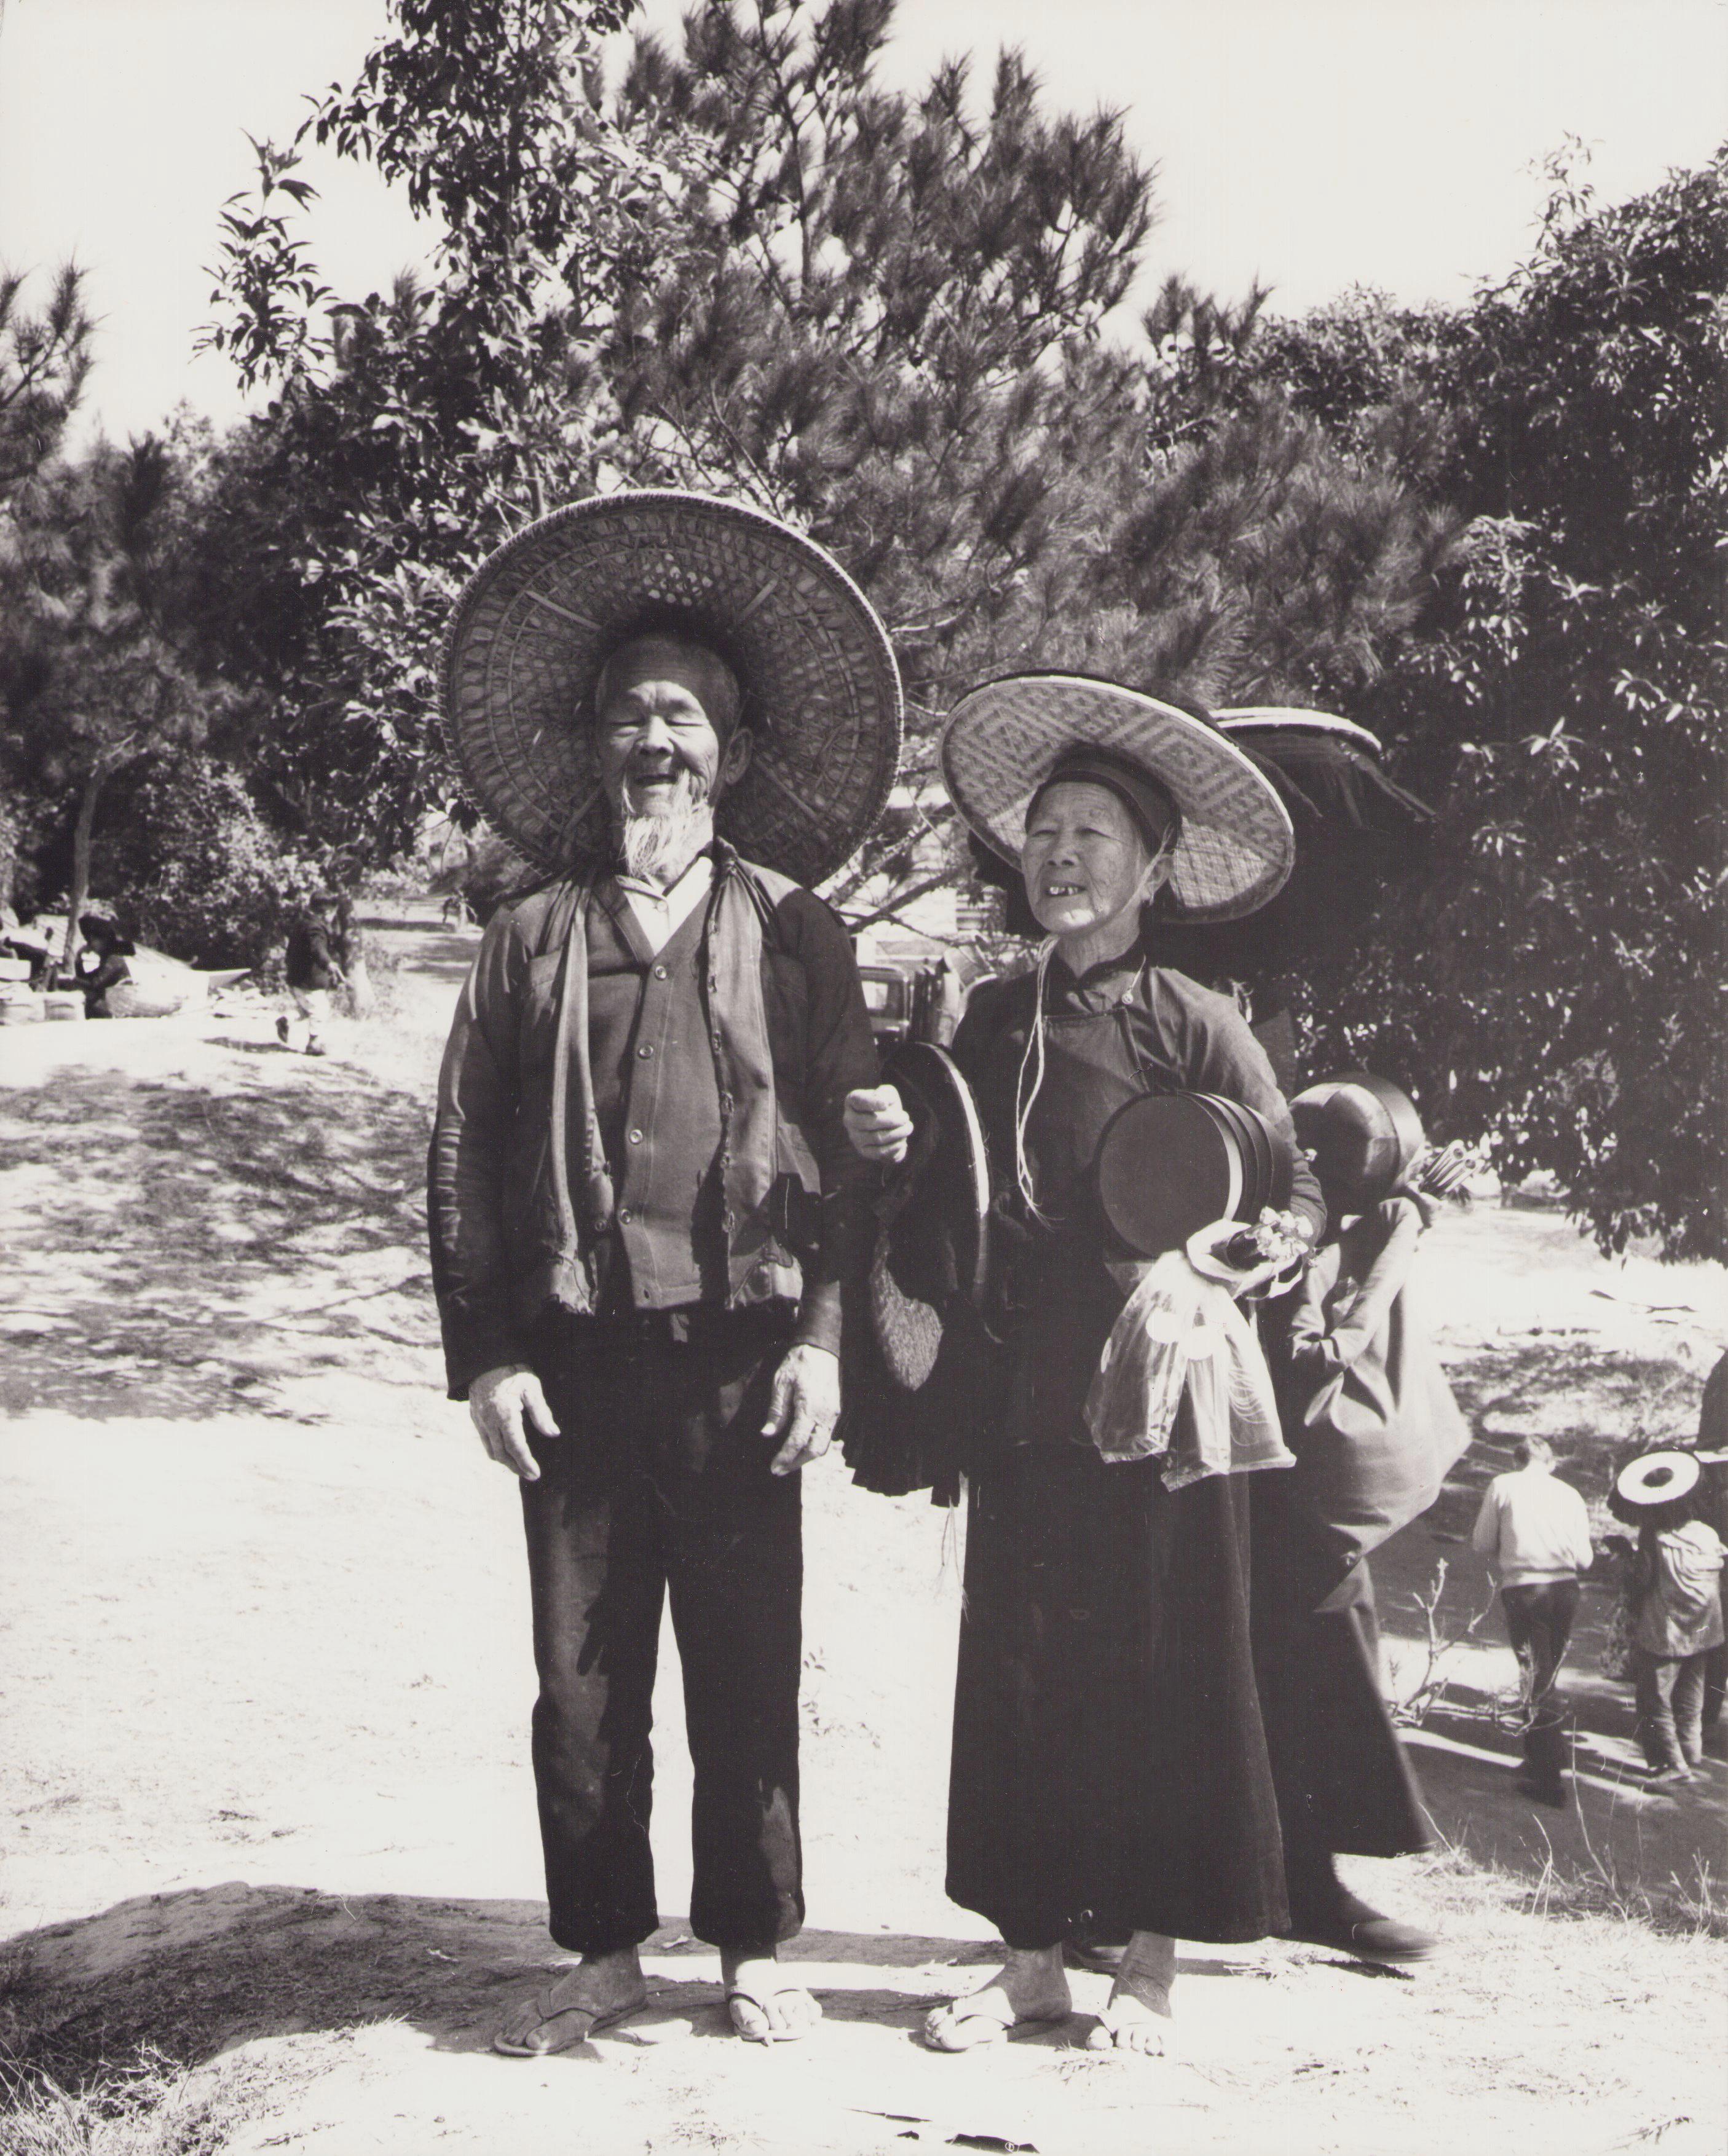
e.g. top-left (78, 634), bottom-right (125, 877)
top-left (615, 771), bottom-right (714, 884)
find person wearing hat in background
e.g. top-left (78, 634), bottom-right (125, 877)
top-left (846, 675), bottom-right (1325, 2055)
top-left (1689, 1352), bottom-right (1728, 1731)
top-left (429, 494), bottom-right (898, 2055)
top-left (1255, 1082), bottom-right (1473, 1929)
top-left (1614, 1450), bottom-right (1725, 1784)
top-left (1472, 1436), bottom-right (1595, 1804)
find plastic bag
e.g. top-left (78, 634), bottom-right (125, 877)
top-left (1085, 1248), bottom-right (1293, 1489)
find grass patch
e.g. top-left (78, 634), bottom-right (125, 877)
top-left (0, 2040), bottom-right (328, 2156)
top-left (1418, 1817), bottom-right (1728, 1942)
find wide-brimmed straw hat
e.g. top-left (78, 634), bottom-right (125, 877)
top-left (1614, 1450), bottom-right (1702, 1510)
top-left (1217, 706), bottom-right (1386, 755)
top-left (442, 491), bottom-right (902, 889)
top-left (942, 674), bottom-right (1294, 921)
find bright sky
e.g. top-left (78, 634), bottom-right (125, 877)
top-left (1, 0), bottom-right (1721, 443)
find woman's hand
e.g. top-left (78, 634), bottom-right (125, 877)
top-left (844, 1084), bottom-right (914, 1163)
top-left (763, 1343), bottom-right (842, 1475)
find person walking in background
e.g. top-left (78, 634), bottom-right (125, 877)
top-left (278, 895), bottom-right (345, 1055)
top-left (1472, 1436), bottom-right (1594, 1806)
top-left (1614, 1451), bottom-right (1725, 1785)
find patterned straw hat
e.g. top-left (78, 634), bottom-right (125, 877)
top-left (1614, 1450), bottom-right (1702, 1510)
top-left (442, 492), bottom-right (903, 889)
top-left (942, 674), bottom-right (1294, 921)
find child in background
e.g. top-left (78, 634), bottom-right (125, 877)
top-left (1615, 1451), bottom-right (1726, 1784)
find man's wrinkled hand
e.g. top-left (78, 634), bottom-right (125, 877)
top-left (763, 1343), bottom-right (841, 1476)
top-left (468, 1364), bottom-right (560, 1480)
top-left (843, 1084), bottom-right (914, 1164)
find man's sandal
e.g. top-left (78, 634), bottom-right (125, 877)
top-left (727, 1984), bottom-right (822, 2043)
top-left (492, 1982), bottom-right (647, 2056)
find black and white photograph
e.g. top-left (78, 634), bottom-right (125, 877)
top-left (1, 2), bottom-right (1722, 2150)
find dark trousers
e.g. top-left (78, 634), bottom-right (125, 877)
top-left (1632, 1648), bottom-right (1709, 1770)
top-left (1501, 1580), bottom-right (1579, 1780)
top-left (521, 1306), bottom-right (804, 1956)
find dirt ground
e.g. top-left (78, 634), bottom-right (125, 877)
top-left (2, 914), bottom-right (1724, 2156)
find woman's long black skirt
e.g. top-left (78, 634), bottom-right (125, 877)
top-left (946, 1441), bottom-right (1289, 1948)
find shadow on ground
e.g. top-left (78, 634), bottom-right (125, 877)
top-left (0, 1887), bottom-right (1001, 2088)
top-left (0, 1050), bottom-right (437, 1421)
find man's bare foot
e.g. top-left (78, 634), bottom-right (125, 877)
top-left (1086, 1930), bottom-right (1175, 2055)
top-left (924, 1946), bottom-right (1071, 2052)
top-left (722, 1948), bottom-right (822, 2043)
top-left (492, 1946), bottom-right (649, 2056)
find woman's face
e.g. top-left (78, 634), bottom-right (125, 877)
top-left (1020, 780), bottom-right (1159, 940)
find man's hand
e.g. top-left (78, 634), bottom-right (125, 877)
top-left (844, 1084), bottom-right (914, 1164)
top-left (763, 1343), bottom-right (841, 1476)
top-left (468, 1364), bottom-right (560, 1481)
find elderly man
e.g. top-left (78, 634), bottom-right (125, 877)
top-left (430, 495), bottom-right (899, 2053)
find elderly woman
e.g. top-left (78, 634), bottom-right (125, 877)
top-left (848, 679), bottom-right (1324, 2053)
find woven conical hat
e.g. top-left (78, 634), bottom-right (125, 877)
top-left (442, 492), bottom-right (902, 888)
top-left (942, 674), bottom-right (1293, 921)
top-left (1614, 1450), bottom-right (1702, 1509)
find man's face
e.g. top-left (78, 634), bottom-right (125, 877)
top-left (594, 635), bottom-right (751, 822)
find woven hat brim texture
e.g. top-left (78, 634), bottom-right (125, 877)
top-left (1614, 1449), bottom-right (1702, 1508)
top-left (942, 675), bottom-right (1293, 921)
top-left (442, 491), bottom-right (902, 890)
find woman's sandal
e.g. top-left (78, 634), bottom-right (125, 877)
top-left (1084, 1996), bottom-right (1171, 2055)
top-left (727, 1985), bottom-right (822, 2043)
top-left (923, 1992), bottom-right (1068, 2052)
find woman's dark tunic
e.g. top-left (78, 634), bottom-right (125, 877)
top-left (943, 947), bottom-right (1324, 1948)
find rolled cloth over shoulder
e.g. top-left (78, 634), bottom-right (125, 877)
top-left (1028, 744), bottom-right (1183, 856)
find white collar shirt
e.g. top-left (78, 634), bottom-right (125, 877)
top-left (610, 852), bottom-right (715, 958)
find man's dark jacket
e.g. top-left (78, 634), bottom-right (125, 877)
top-left (428, 848), bottom-right (878, 1398)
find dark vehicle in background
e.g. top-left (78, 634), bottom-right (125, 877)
top-left (858, 960), bottom-right (954, 1048)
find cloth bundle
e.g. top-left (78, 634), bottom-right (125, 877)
top-left (1085, 1249), bottom-right (1293, 1489)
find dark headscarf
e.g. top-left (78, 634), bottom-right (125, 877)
top-left (1027, 744), bottom-right (1183, 859)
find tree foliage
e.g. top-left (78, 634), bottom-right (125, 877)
top-left (1243, 151), bottom-right (1727, 1256)
top-left (0, 423), bottom-right (245, 945)
top-left (173, 6), bottom-right (1719, 1254)
top-left (0, 264), bottom-right (94, 500)
top-left (189, 1), bottom-right (652, 865)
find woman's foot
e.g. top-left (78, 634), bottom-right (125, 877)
top-left (1085, 1932), bottom-right (1174, 2055)
top-left (722, 1948), bottom-right (821, 2043)
top-left (1287, 1889), bottom-right (1436, 1962)
top-left (924, 1947), bottom-right (1071, 2051)
top-left (492, 1948), bottom-right (649, 2056)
